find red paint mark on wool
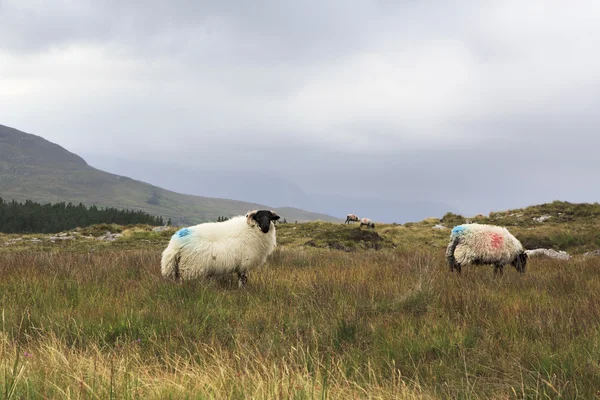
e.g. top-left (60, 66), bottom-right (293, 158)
top-left (489, 233), bottom-right (503, 249)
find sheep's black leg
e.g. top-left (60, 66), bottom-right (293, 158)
top-left (494, 264), bottom-right (504, 275)
top-left (448, 260), bottom-right (461, 273)
top-left (237, 272), bottom-right (248, 288)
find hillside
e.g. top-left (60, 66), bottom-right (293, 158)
top-left (2, 200), bottom-right (598, 255)
top-left (0, 124), bottom-right (340, 225)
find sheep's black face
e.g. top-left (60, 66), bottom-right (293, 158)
top-left (252, 210), bottom-right (280, 233)
top-left (511, 251), bottom-right (528, 273)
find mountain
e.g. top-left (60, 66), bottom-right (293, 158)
top-left (0, 124), bottom-right (340, 225)
top-left (82, 153), bottom-right (459, 224)
top-left (79, 152), bottom-right (319, 211)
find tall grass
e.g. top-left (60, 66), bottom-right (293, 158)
top-left (1, 248), bottom-right (600, 398)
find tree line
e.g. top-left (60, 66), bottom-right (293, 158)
top-left (0, 198), bottom-right (164, 233)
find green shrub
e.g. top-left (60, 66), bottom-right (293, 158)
top-left (440, 212), bottom-right (466, 227)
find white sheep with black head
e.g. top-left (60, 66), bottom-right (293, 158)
top-left (446, 223), bottom-right (528, 275)
top-left (359, 218), bottom-right (375, 229)
top-left (161, 210), bottom-right (280, 287)
top-left (345, 214), bottom-right (359, 224)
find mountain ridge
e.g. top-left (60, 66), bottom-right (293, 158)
top-left (0, 124), bottom-right (341, 225)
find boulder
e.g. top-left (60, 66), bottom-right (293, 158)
top-left (533, 215), bottom-right (552, 223)
top-left (583, 250), bottom-right (600, 258)
top-left (525, 248), bottom-right (570, 260)
top-left (96, 232), bottom-right (123, 241)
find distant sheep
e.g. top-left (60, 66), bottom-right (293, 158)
top-left (359, 218), bottom-right (375, 229)
top-left (161, 210), bottom-right (280, 288)
top-left (446, 223), bottom-right (527, 274)
top-left (345, 214), bottom-right (359, 224)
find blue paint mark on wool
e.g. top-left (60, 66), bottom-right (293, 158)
top-left (451, 226), bottom-right (467, 236)
top-left (175, 228), bottom-right (191, 238)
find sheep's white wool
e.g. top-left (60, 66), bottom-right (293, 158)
top-left (360, 218), bottom-right (375, 228)
top-left (447, 223), bottom-right (524, 266)
top-left (161, 214), bottom-right (277, 281)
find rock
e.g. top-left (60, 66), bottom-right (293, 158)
top-left (96, 231), bottom-right (112, 241)
top-left (96, 232), bottom-right (123, 241)
top-left (48, 236), bottom-right (75, 241)
top-left (432, 224), bottom-right (447, 230)
top-left (152, 226), bottom-right (170, 232)
top-left (30, 238), bottom-right (42, 243)
top-left (583, 250), bottom-right (600, 257)
top-left (4, 238), bottom-right (24, 246)
top-left (107, 233), bottom-right (122, 241)
top-left (525, 248), bottom-right (571, 260)
top-left (533, 215), bottom-right (552, 223)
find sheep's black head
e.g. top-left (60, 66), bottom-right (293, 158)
top-left (511, 251), bottom-right (528, 273)
top-left (246, 210), bottom-right (280, 233)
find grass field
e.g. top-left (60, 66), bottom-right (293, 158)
top-left (1, 205), bottom-right (600, 399)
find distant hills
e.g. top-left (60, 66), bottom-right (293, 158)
top-left (0, 124), bottom-right (340, 225)
top-left (82, 152), bottom-right (461, 224)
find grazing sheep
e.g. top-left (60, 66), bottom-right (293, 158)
top-left (446, 223), bottom-right (527, 274)
top-left (359, 218), bottom-right (375, 229)
top-left (345, 214), bottom-right (359, 224)
top-left (161, 210), bottom-right (280, 288)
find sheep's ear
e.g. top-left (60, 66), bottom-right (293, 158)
top-left (246, 210), bottom-right (258, 225)
top-left (270, 211), bottom-right (280, 221)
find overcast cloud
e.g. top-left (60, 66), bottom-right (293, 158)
top-left (1, 0), bottom-right (600, 221)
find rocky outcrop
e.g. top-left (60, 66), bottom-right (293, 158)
top-left (532, 215), bottom-right (552, 223)
top-left (96, 231), bottom-right (123, 242)
top-left (583, 250), bottom-right (600, 258)
top-left (525, 248), bottom-right (571, 260)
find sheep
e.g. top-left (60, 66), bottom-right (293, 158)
top-left (446, 223), bottom-right (527, 275)
top-left (345, 214), bottom-right (359, 224)
top-left (359, 218), bottom-right (375, 229)
top-left (161, 209), bottom-right (280, 288)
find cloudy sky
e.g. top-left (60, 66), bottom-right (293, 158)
top-left (1, 0), bottom-right (600, 221)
